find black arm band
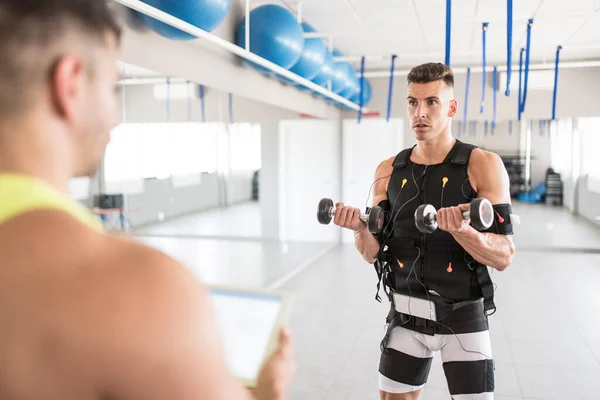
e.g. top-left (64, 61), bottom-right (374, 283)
top-left (482, 203), bottom-right (514, 235)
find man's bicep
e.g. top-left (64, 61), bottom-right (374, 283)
top-left (475, 153), bottom-right (512, 205)
top-left (371, 159), bottom-right (393, 208)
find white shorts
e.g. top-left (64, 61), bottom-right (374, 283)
top-left (379, 325), bottom-right (494, 399)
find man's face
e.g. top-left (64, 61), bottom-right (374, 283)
top-left (406, 80), bottom-right (457, 142)
top-left (72, 32), bottom-right (121, 177)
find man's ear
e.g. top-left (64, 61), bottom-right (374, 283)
top-left (51, 54), bottom-right (85, 120)
top-left (448, 99), bottom-right (458, 117)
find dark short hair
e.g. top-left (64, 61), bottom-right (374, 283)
top-left (407, 63), bottom-right (454, 88)
top-left (0, 0), bottom-right (121, 118)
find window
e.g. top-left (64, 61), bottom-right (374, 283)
top-left (577, 117), bottom-right (600, 193)
top-left (229, 123), bottom-right (262, 172)
top-left (578, 118), bottom-right (600, 177)
top-left (549, 119), bottom-right (573, 177)
top-left (104, 122), bottom-right (260, 185)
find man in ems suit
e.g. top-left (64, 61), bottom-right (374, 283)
top-left (334, 63), bottom-right (515, 400)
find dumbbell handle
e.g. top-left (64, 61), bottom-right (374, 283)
top-left (427, 210), bottom-right (470, 223)
top-left (329, 206), bottom-right (369, 222)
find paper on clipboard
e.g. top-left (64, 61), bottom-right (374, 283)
top-left (208, 286), bottom-right (292, 387)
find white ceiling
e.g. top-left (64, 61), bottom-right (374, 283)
top-left (256, 0), bottom-right (600, 71)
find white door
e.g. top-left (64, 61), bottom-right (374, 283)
top-left (278, 119), bottom-right (341, 243)
top-left (341, 118), bottom-right (404, 243)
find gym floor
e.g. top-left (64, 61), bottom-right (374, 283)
top-left (139, 202), bottom-right (600, 400)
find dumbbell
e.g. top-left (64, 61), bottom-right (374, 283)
top-left (317, 198), bottom-right (384, 235)
top-left (414, 198), bottom-right (494, 234)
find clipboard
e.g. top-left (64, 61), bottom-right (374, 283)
top-left (207, 285), bottom-right (293, 388)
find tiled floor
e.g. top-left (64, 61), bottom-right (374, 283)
top-left (137, 202), bottom-right (600, 399)
top-left (137, 201), bottom-right (262, 238)
top-left (138, 235), bottom-right (333, 289)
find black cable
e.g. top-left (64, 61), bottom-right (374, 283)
top-left (364, 173), bottom-right (392, 210)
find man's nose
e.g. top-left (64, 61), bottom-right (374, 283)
top-left (415, 103), bottom-right (427, 118)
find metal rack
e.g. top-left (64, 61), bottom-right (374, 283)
top-left (494, 153), bottom-right (532, 198)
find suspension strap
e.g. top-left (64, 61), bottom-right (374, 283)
top-left (481, 22), bottom-right (489, 114)
top-left (387, 54), bottom-right (398, 122)
top-left (200, 85), bottom-right (206, 123)
top-left (358, 55), bottom-right (366, 123)
top-left (518, 48), bottom-right (524, 121)
top-left (228, 93), bottom-right (234, 124)
top-left (505, 0), bottom-right (513, 96)
top-left (552, 45), bottom-right (563, 120)
top-left (493, 66), bottom-right (498, 133)
top-left (445, 0), bottom-right (452, 66)
top-left (462, 67), bottom-right (471, 135)
top-left (187, 81), bottom-right (192, 122)
top-left (521, 19), bottom-right (534, 113)
top-left (166, 78), bottom-right (171, 122)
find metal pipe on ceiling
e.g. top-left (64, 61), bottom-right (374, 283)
top-left (362, 60), bottom-right (600, 78)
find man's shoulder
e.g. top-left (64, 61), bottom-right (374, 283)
top-left (376, 156), bottom-right (396, 173)
top-left (468, 148), bottom-right (505, 171)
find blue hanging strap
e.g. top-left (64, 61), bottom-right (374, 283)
top-left (492, 66), bottom-right (498, 130)
top-left (518, 48), bottom-right (524, 121)
top-left (228, 93), bottom-right (233, 124)
top-left (480, 22), bottom-right (489, 114)
top-left (358, 55), bottom-right (366, 123)
top-left (552, 45), bottom-right (562, 120)
top-left (462, 67), bottom-right (471, 136)
top-left (521, 19), bottom-right (534, 113)
top-left (386, 54), bottom-right (397, 122)
top-left (186, 82), bottom-right (192, 122)
top-left (166, 78), bottom-right (171, 122)
top-left (199, 85), bottom-right (206, 123)
top-left (530, 120), bottom-right (533, 137)
top-left (505, 0), bottom-right (513, 96)
top-left (445, 0), bottom-right (452, 66)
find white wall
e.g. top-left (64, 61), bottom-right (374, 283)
top-left (278, 119), bottom-right (342, 243)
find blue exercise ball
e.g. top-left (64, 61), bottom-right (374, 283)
top-left (237, 5), bottom-right (304, 75)
top-left (350, 78), bottom-right (372, 106)
top-left (312, 51), bottom-right (334, 87)
top-left (290, 23), bottom-right (328, 81)
top-left (329, 50), bottom-right (350, 94)
top-left (339, 63), bottom-right (360, 99)
top-left (139, 0), bottom-right (231, 40)
top-left (278, 23), bottom-right (328, 86)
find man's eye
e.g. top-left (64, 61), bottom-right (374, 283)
top-left (428, 100), bottom-right (437, 105)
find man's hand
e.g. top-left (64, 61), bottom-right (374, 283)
top-left (253, 327), bottom-right (296, 400)
top-left (333, 202), bottom-right (365, 232)
top-left (436, 203), bottom-right (471, 235)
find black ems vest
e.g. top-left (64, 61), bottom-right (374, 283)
top-left (375, 140), bottom-right (496, 318)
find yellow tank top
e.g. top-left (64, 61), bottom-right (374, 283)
top-left (0, 174), bottom-right (104, 232)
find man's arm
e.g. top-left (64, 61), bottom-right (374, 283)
top-left (96, 243), bottom-right (293, 400)
top-left (352, 158), bottom-right (394, 263)
top-left (436, 150), bottom-right (515, 271)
